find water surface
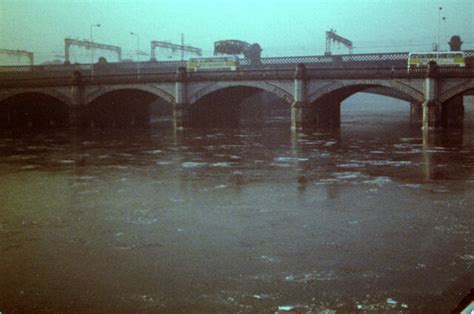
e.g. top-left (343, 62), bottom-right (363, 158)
top-left (0, 108), bottom-right (473, 313)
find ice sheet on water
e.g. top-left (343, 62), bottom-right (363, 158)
top-left (363, 176), bottom-right (392, 186)
top-left (20, 165), bottom-right (39, 170)
top-left (252, 294), bottom-right (270, 300)
top-left (284, 270), bottom-right (337, 283)
top-left (400, 137), bottom-right (420, 142)
top-left (258, 255), bottom-right (280, 263)
top-left (270, 163), bottom-right (291, 168)
top-left (273, 156), bottom-right (309, 162)
top-left (144, 149), bottom-right (162, 154)
top-left (324, 141), bottom-right (337, 147)
top-left (78, 176), bottom-right (96, 180)
top-left (366, 160), bottom-right (412, 167)
top-left (181, 161), bottom-right (208, 168)
top-left (334, 171), bottom-right (364, 180)
top-left (400, 183), bottom-right (422, 189)
top-left (337, 163), bottom-right (364, 168)
top-left (213, 184), bottom-right (228, 189)
top-left (210, 162), bottom-right (233, 168)
top-left (156, 160), bottom-right (174, 165)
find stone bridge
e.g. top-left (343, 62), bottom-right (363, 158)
top-left (0, 63), bottom-right (473, 130)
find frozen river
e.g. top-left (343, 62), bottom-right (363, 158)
top-left (0, 106), bottom-right (473, 313)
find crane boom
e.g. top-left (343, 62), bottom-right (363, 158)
top-left (325, 29), bottom-right (353, 55)
top-left (214, 40), bottom-right (262, 65)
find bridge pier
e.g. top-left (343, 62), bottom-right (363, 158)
top-left (291, 64), bottom-right (312, 131)
top-left (291, 101), bottom-right (314, 130)
top-left (314, 100), bottom-right (341, 128)
top-left (422, 62), bottom-right (442, 129)
top-left (410, 102), bottom-right (423, 124)
top-left (70, 71), bottom-right (85, 127)
top-left (173, 67), bottom-right (188, 130)
top-left (443, 95), bottom-right (464, 128)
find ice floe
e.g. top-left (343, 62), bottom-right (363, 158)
top-left (181, 162), bottom-right (208, 168)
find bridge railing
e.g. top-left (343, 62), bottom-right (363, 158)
top-left (306, 67), bottom-right (427, 78)
top-left (437, 66), bottom-right (474, 77)
top-left (188, 67), bottom-right (430, 80)
top-left (0, 72), bottom-right (178, 88)
top-left (1, 67), bottom-right (473, 89)
top-left (187, 69), bottom-right (295, 81)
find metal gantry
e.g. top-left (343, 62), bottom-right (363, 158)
top-left (64, 38), bottom-right (122, 63)
top-left (325, 29), bottom-right (353, 55)
top-left (150, 41), bottom-right (201, 61)
top-left (0, 49), bottom-right (34, 65)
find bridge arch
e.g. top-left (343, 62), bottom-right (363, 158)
top-left (439, 79), bottom-right (474, 104)
top-left (187, 81), bottom-right (293, 128)
top-left (308, 80), bottom-right (424, 104)
top-left (85, 84), bottom-right (175, 105)
top-left (0, 90), bottom-right (71, 128)
top-left (83, 86), bottom-right (174, 128)
top-left (0, 89), bottom-right (72, 106)
top-left (188, 81), bottom-right (294, 105)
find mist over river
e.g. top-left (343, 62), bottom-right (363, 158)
top-left (0, 99), bottom-right (473, 313)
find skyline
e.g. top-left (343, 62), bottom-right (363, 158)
top-left (0, 0), bottom-right (473, 64)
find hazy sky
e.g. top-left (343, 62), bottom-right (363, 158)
top-left (0, 0), bottom-right (473, 64)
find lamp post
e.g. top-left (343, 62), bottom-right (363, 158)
top-left (441, 16), bottom-right (446, 51)
top-left (437, 7), bottom-right (442, 51)
top-left (130, 32), bottom-right (140, 78)
top-left (90, 23), bottom-right (101, 63)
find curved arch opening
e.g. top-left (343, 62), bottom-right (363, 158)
top-left (342, 92), bottom-right (411, 127)
top-left (465, 95), bottom-right (474, 129)
top-left (0, 93), bottom-right (69, 129)
top-left (188, 86), bottom-right (291, 129)
top-left (309, 84), bottom-right (416, 129)
top-left (84, 89), bottom-right (172, 128)
top-left (440, 87), bottom-right (474, 129)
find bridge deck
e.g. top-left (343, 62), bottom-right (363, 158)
top-left (1, 50), bottom-right (473, 78)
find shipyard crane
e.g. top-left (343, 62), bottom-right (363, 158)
top-left (64, 38), bottom-right (122, 63)
top-left (325, 29), bottom-right (353, 55)
top-left (0, 49), bottom-right (34, 65)
top-left (213, 40), bottom-right (262, 65)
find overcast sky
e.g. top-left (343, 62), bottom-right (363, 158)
top-left (0, 0), bottom-right (473, 64)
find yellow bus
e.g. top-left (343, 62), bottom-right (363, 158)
top-left (187, 56), bottom-right (239, 71)
top-left (408, 52), bottom-right (465, 69)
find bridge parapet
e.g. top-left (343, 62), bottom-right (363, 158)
top-left (3, 67), bottom-right (473, 89)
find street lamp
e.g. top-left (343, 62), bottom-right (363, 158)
top-left (130, 32), bottom-right (140, 78)
top-left (437, 7), bottom-right (442, 51)
top-left (441, 16), bottom-right (447, 51)
top-left (90, 23), bottom-right (101, 63)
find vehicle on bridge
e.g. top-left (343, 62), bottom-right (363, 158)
top-left (408, 51), bottom-right (465, 69)
top-left (187, 56), bottom-right (239, 71)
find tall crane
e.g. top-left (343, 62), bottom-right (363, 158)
top-left (325, 29), bottom-right (353, 55)
top-left (0, 49), bottom-right (34, 65)
top-left (64, 38), bottom-right (122, 63)
top-left (150, 40), bottom-right (201, 61)
top-left (213, 40), bottom-right (262, 65)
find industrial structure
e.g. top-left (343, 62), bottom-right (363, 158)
top-left (214, 40), bottom-right (262, 65)
top-left (325, 29), bottom-right (353, 55)
top-left (149, 40), bottom-right (201, 62)
top-left (0, 49), bottom-right (34, 65)
top-left (64, 38), bottom-right (122, 63)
